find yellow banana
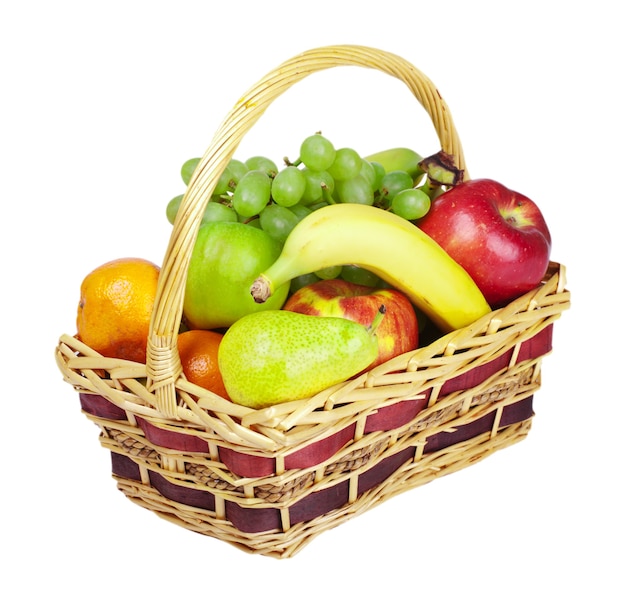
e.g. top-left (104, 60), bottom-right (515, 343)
top-left (250, 203), bottom-right (492, 332)
top-left (364, 147), bottom-right (424, 181)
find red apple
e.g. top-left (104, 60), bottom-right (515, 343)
top-left (283, 278), bottom-right (419, 370)
top-left (417, 178), bottom-right (551, 307)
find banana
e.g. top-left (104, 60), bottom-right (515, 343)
top-left (364, 147), bottom-right (424, 181)
top-left (250, 203), bottom-right (492, 332)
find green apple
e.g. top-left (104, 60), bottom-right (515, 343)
top-left (184, 221), bottom-right (289, 329)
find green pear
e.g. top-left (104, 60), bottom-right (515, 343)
top-left (218, 309), bottom-right (383, 409)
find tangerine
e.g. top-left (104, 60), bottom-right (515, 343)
top-left (177, 329), bottom-right (229, 399)
top-left (76, 257), bottom-right (160, 363)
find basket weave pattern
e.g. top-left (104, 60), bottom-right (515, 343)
top-left (55, 45), bottom-right (570, 558)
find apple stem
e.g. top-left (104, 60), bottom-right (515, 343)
top-left (250, 276), bottom-right (272, 304)
top-left (367, 304), bottom-right (387, 336)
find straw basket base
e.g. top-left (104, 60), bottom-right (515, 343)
top-left (96, 395), bottom-right (534, 558)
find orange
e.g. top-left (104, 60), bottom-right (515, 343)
top-left (177, 329), bottom-right (229, 399)
top-left (76, 257), bottom-right (160, 363)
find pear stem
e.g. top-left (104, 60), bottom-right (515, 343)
top-left (367, 304), bottom-right (386, 336)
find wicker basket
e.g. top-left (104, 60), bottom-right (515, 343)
top-left (55, 45), bottom-right (570, 558)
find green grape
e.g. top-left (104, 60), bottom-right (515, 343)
top-left (369, 161), bottom-right (386, 192)
top-left (379, 170), bottom-right (414, 201)
top-left (299, 133), bottom-right (336, 171)
top-left (359, 159), bottom-right (377, 192)
top-left (259, 203), bottom-right (300, 244)
top-left (237, 211), bottom-right (262, 227)
top-left (289, 203), bottom-right (313, 222)
top-left (320, 171), bottom-right (335, 195)
top-left (232, 170), bottom-right (272, 218)
top-left (245, 156), bottom-right (278, 177)
top-left (340, 265), bottom-right (382, 287)
top-left (335, 176), bottom-right (375, 206)
top-left (315, 265), bottom-right (342, 280)
top-left (228, 159), bottom-right (248, 185)
top-left (166, 194), bottom-right (184, 224)
top-left (213, 165), bottom-right (234, 197)
top-left (307, 200), bottom-right (330, 211)
top-left (201, 201), bottom-right (238, 224)
top-left (327, 147), bottom-right (362, 181)
top-left (181, 157), bottom-right (201, 185)
top-left (246, 217), bottom-right (262, 228)
top-left (301, 169), bottom-right (323, 204)
top-left (301, 169), bottom-right (335, 205)
top-left (391, 188), bottom-right (431, 220)
top-left (271, 165), bottom-right (306, 207)
top-left (290, 272), bottom-right (321, 293)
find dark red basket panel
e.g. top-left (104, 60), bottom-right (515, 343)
top-left (110, 395), bottom-right (533, 534)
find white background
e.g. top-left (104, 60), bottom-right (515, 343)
top-left (2, 1), bottom-right (624, 596)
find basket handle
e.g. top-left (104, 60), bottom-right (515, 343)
top-left (146, 44), bottom-right (468, 418)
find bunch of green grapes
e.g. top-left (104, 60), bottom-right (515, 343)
top-left (166, 133), bottom-right (433, 290)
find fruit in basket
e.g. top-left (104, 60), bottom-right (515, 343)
top-left (218, 309), bottom-right (383, 408)
top-left (364, 147), bottom-right (424, 182)
top-left (379, 170), bottom-right (414, 203)
top-left (181, 157), bottom-right (201, 185)
top-left (166, 194), bottom-right (238, 225)
top-left (167, 139), bottom-right (430, 236)
top-left (232, 169), bottom-right (272, 217)
top-left (250, 203), bottom-right (491, 332)
top-left (184, 221), bottom-right (289, 330)
top-left (259, 204), bottom-right (301, 243)
top-left (271, 165), bottom-right (307, 207)
top-left (76, 257), bottom-right (160, 363)
top-left (299, 133), bottom-right (336, 171)
top-left (284, 279), bottom-right (419, 369)
top-left (390, 188), bottom-right (431, 220)
top-left (418, 178), bottom-right (552, 307)
top-left (177, 329), bottom-right (229, 399)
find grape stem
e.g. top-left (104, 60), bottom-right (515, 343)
top-left (283, 156), bottom-right (302, 167)
top-left (321, 182), bottom-right (336, 205)
top-left (239, 214), bottom-right (260, 225)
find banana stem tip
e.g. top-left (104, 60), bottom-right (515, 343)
top-left (251, 276), bottom-right (271, 303)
